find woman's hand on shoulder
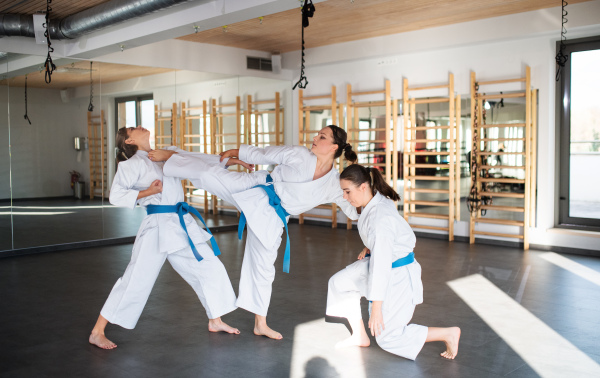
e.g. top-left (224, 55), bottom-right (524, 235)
top-left (148, 149), bottom-right (176, 162)
top-left (226, 157), bottom-right (254, 172)
top-left (220, 148), bottom-right (240, 162)
top-left (357, 247), bottom-right (370, 260)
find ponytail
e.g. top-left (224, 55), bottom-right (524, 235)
top-left (116, 127), bottom-right (138, 163)
top-left (327, 125), bottom-right (357, 163)
top-left (340, 164), bottom-right (400, 201)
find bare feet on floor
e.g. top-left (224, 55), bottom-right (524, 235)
top-left (208, 318), bottom-right (240, 334)
top-left (335, 333), bottom-right (371, 349)
top-left (254, 323), bottom-right (282, 340)
top-left (89, 332), bottom-right (117, 350)
top-left (440, 327), bottom-right (461, 359)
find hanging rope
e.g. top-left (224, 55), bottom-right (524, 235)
top-left (24, 75), bottom-right (32, 125)
top-left (43, 0), bottom-right (56, 84)
top-left (293, 0), bottom-right (315, 90)
top-left (88, 61), bottom-right (94, 112)
top-left (555, 0), bottom-right (569, 81)
top-left (466, 84), bottom-right (492, 216)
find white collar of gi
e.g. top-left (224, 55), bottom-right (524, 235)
top-left (362, 191), bottom-right (384, 216)
top-left (136, 150), bottom-right (149, 158)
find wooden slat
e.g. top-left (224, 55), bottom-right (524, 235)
top-left (407, 98), bottom-right (450, 104)
top-left (479, 191), bottom-right (525, 198)
top-left (407, 188), bottom-right (449, 194)
top-left (410, 224), bottom-right (449, 231)
top-left (405, 200), bottom-right (449, 206)
top-left (473, 230), bottom-right (524, 239)
top-left (477, 78), bottom-right (526, 85)
top-left (407, 84), bottom-right (450, 91)
top-left (480, 205), bottom-right (524, 212)
top-left (479, 177), bottom-right (525, 184)
top-left (406, 176), bottom-right (450, 181)
top-left (474, 218), bottom-right (524, 226)
top-left (408, 212), bottom-right (450, 220)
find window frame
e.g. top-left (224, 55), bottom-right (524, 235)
top-left (556, 35), bottom-right (600, 231)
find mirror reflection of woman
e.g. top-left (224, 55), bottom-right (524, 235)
top-left (89, 126), bottom-right (244, 349)
top-left (327, 164), bottom-right (461, 360)
top-left (219, 126), bottom-right (360, 340)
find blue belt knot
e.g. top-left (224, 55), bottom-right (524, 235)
top-left (146, 202), bottom-right (221, 261)
top-left (238, 174), bottom-right (292, 273)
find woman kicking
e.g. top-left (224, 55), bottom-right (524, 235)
top-left (219, 126), bottom-right (360, 340)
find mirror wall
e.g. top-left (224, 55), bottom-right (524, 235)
top-left (1, 57), bottom-right (10, 250)
top-left (1, 54), bottom-right (292, 253)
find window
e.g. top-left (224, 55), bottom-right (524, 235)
top-left (115, 95), bottom-right (155, 148)
top-left (557, 36), bottom-right (600, 230)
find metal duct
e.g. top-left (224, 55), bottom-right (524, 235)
top-left (0, 0), bottom-right (193, 40)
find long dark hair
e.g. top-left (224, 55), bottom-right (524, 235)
top-left (327, 125), bottom-right (357, 163)
top-left (116, 127), bottom-right (138, 163)
top-left (340, 164), bottom-right (400, 201)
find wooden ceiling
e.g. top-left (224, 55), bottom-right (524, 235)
top-left (178, 0), bottom-right (590, 53)
top-left (0, 60), bottom-right (175, 89)
top-left (0, 0), bottom-right (111, 19)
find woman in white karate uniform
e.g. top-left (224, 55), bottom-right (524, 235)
top-left (326, 164), bottom-right (461, 360)
top-left (89, 126), bottom-right (245, 350)
top-left (219, 126), bottom-right (360, 340)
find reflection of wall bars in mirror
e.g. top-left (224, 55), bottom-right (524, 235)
top-left (87, 110), bottom-right (107, 199)
top-left (181, 100), bottom-right (212, 214)
top-left (298, 86), bottom-right (343, 228)
top-left (403, 74), bottom-right (460, 241)
top-left (346, 80), bottom-right (395, 230)
top-left (245, 93), bottom-right (284, 172)
top-left (154, 103), bottom-right (178, 148)
top-left (211, 97), bottom-right (243, 215)
top-left (469, 67), bottom-right (537, 249)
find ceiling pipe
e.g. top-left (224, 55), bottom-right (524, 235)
top-left (0, 0), bottom-right (194, 40)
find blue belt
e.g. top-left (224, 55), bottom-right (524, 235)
top-left (365, 252), bottom-right (415, 268)
top-left (146, 202), bottom-right (221, 261)
top-left (238, 174), bottom-right (292, 273)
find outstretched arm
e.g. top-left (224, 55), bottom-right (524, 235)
top-left (221, 144), bottom-right (303, 166)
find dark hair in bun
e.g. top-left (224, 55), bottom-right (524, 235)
top-left (327, 125), bottom-right (357, 163)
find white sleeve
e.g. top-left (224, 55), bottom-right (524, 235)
top-left (327, 175), bottom-right (359, 220)
top-left (166, 146), bottom-right (228, 168)
top-left (239, 144), bottom-right (304, 166)
top-left (331, 189), bottom-right (359, 220)
top-left (367, 216), bottom-right (395, 301)
top-left (109, 160), bottom-right (142, 210)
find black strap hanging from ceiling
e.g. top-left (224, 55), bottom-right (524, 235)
top-left (555, 0), bottom-right (568, 81)
top-left (88, 61), bottom-right (94, 112)
top-left (43, 0), bottom-right (56, 84)
top-left (293, 0), bottom-right (315, 90)
top-left (24, 75), bottom-right (32, 125)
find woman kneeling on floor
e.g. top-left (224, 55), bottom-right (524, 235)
top-left (326, 164), bottom-right (461, 360)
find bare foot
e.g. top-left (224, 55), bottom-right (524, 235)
top-left (335, 333), bottom-right (370, 349)
top-left (440, 327), bottom-right (461, 359)
top-left (254, 323), bottom-right (283, 340)
top-left (208, 318), bottom-right (240, 334)
top-left (89, 332), bottom-right (117, 350)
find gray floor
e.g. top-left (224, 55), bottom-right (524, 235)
top-left (1, 224), bottom-right (599, 377)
